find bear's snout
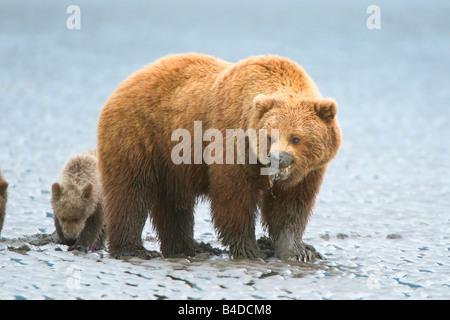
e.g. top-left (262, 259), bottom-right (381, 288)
top-left (268, 152), bottom-right (295, 170)
top-left (63, 232), bottom-right (78, 243)
top-left (61, 223), bottom-right (83, 242)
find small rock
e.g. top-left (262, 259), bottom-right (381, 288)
top-left (336, 233), bottom-right (348, 240)
top-left (386, 233), bottom-right (402, 239)
top-left (320, 234), bottom-right (330, 241)
top-left (8, 244), bottom-right (31, 254)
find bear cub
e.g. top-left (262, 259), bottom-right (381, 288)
top-left (0, 170), bottom-right (8, 235)
top-left (51, 149), bottom-right (105, 252)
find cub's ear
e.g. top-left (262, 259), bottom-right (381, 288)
top-left (51, 183), bottom-right (63, 200)
top-left (315, 98), bottom-right (337, 122)
top-left (0, 181), bottom-right (8, 198)
top-left (249, 95), bottom-right (279, 128)
top-left (82, 184), bottom-right (93, 201)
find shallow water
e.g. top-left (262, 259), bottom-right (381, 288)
top-left (0, 0), bottom-right (449, 300)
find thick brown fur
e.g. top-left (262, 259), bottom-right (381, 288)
top-left (51, 149), bottom-right (105, 252)
top-left (0, 170), bottom-right (8, 235)
top-left (98, 53), bottom-right (342, 260)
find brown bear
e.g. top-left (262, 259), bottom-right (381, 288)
top-left (51, 149), bottom-right (106, 252)
top-left (0, 170), bottom-right (8, 235)
top-left (97, 53), bottom-right (341, 261)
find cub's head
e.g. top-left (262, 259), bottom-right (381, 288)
top-left (249, 94), bottom-right (342, 186)
top-left (51, 182), bottom-right (95, 241)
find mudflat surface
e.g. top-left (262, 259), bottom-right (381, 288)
top-left (0, 0), bottom-right (449, 299)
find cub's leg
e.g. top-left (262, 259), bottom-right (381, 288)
top-left (93, 224), bottom-right (107, 251)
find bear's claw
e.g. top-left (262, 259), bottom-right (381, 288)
top-left (109, 247), bottom-right (161, 260)
top-left (291, 242), bottom-right (324, 262)
top-left (286, 242), bottom-right (323, 262)
top-left (257, 236), bottom-right (323, 262)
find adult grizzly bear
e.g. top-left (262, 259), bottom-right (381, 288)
top-left (98, 53), bottom-right (341, 261)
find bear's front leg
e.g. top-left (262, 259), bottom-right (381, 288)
top-left (209, 166), bottom-right (263, 259)
top-left (262, 168), bottom-right (326, 262)
top-left (102, 177), bottom-right (160, 260)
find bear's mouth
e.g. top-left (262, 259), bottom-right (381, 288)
top-left (268, 163), bottom-right (294, 187)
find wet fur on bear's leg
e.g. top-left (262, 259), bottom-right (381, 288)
top-left (93, 224), bottom-right (107, 251)
top-left (101, 172), bottom-right (159, 259)
top-left (209, 165), bottom-right (263, 259)
top-left (151, 191), bottom-right (197, 257)
top-left (261, 168), bottom-right (326, 261)
top-left (104, 185), bottom-right (159, 259)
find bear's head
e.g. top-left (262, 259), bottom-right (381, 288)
top-left (249, 94), bottom-right (342, 187)
top-left (51, 182), bottom-right (95, 241)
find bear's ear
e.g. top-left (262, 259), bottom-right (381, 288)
top-left (0, 181), bottom-right (8, 198)
top-left (82, 184), bottom-right (93, 201)
top-left (314, 98), bottom-right (337, 122)
top-left (249, 95), bottom-right (278, 128)
top-left (52, 183), bottom-right (63, 200)
top-left (253, 94), bottom-right (277, 115)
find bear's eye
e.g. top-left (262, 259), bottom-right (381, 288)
top-left (290, 137), bottom-right (301, 145)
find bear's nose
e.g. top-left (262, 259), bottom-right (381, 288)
top-left (65, 234), bottom-right (77, 241)
top-left (63, 230), bottom-right (78, 241)
top-left (268, 152), bottom-right (295, 169)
